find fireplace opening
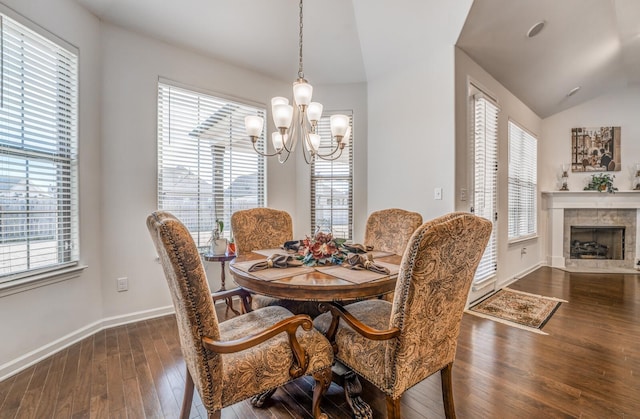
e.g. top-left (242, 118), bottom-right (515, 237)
top-left (570, 226), bottom-right (625, 260)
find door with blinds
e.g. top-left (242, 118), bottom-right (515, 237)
top-left (469, 87), bottom-right (499, 302)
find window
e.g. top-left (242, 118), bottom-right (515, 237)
top-left (508, 120), bottom-right (537, 241)
top-left (0, 12), bottom-right (79, 284)
top-left (471, 92), bottom-right (498, 284)
top-left (157, 81), bottom-right (266, 248)
top-left (310, 112), bottom-right (353, 240)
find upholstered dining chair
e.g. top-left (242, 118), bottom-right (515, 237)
top-left (364, 208), bottom-right (423, 256)
top-left (231, 207), bottom-right (322, 316)
top-left (147, 211), bottom-right (333, 419)
top-left (364, 208), bottom-right (422, 302)
top-left (314, 212), bottom-right (492, 419)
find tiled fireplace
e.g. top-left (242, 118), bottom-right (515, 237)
top-left (543, 191), bottom-right (640, 271)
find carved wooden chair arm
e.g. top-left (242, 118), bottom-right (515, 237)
top-left (320, 302), bottom-right (400, 347)
top-left (211, 287), bottom-right (252, 313)
top-left (202, 314), bottom-right (313, 377)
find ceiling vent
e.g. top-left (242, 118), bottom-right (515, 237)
top-left (526, 21), bottom-right (546, 38)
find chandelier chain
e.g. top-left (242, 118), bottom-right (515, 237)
top-left (298, 0), bottom-right (304, 79)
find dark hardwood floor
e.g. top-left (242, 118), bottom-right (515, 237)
top-left (1, 267), bottom-right (639, 418)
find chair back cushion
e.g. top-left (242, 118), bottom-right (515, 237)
top-left (231, 208), bottom-right (293, 255)
top-left (146, 211), bottom-right (223, 410)
top-left (364, 208), bottom-right (423, 255)
top-left (387, 212), bottom-right (491, 397)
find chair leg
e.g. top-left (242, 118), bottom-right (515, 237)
top-left (385, 395), bottom-right (401, 419)
top-left (440, 362), bottom-right (457, 419)
top-left (311, 367), bottom-right (332, 419)
top-left (180, 366), bottom-right (195, 419)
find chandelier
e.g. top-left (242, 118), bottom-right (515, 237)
top-left (244, 0), bottom-right (350, 164)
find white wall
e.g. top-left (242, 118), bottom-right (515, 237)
top-left (367, 54), bottom-right (456, 220)
top-left (540, 86), bottom-right (640, 262)
top-left (455, 48), bottom-right (543, 288)
top-left (540, 86), bottom-right (640, 192)
top-left (0, 0), bottom-right (103, 371)
top-left (357, 0), bottom-right (472, 222)
top-left (99, 23), bottom-right (299, 317)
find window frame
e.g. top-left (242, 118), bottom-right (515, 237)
top-left (507, 119), bottom-right (538, 243)
top-left (0, 6), bottom-right (81, 291)
top-left (310, 111), bottom-right (353, 240)
top-left (156, 79), bottom-right (267, 249)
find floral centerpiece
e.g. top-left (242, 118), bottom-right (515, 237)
top-left (297, 230), bottom-right (346, 266)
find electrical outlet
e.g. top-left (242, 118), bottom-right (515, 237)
top-left (117, 277), bottom-right (128, 292)
top-left (521, 247), bottom-right (527, 256)
top-left (434, 187), bottom-right (443, 200)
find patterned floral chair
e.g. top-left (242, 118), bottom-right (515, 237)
top-left (147, 211), bottom-right (333, 419)
top-left (365, 208), bottom-right (422, 302)
top-left (231, 207), bottom-right (322, 316)
top-left (314, 212), bottom-right (492, 419)
top-left (364, 208), bottom-right (423, 256)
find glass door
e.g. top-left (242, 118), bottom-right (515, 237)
top-left (468, 87), bottom-right (499, 302)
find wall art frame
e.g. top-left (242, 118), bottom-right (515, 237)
top-left (571, 126), bottom-right (621, 172)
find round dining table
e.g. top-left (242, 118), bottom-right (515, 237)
top-left (228, 251), bottom-right (402, 302)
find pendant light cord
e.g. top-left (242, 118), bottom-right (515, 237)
top-left (298, 0), bottom-right (304, 79)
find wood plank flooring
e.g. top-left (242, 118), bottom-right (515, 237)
top-left (1, 267), bottom-right (639, 418)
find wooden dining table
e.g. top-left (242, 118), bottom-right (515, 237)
top-left (228, 248), bottom-right (403, 419)
top-left (229, 249), bottom-right (402, 301)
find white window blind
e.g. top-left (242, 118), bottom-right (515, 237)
top-left (310, 112), bottom-right (353, 240)
top-left (0, 13), bottom-right (79, 283)
top-left (472, 94), bottom-right (498, 284)
top-left (508, 120), bottom-right (537, 241)
top-left (157, 82), bottom-right (266, 248)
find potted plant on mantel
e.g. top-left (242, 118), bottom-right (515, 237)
top-left (584, 172), bottom-right (618, 193)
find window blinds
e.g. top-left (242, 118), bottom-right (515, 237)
top-left (310, 112), bottom-right (353, 240)
top-left (472, 94), bottom-right (498, 284)
top-left (0, 13), bottom-right (79, 283)
top-left (508, 121), bottom-right (537, 241)
top-left (157, 82), bottom-right (266, 249)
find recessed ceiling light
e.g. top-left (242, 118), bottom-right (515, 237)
top-left (567, 86), bottom-right (581, 97)
top-left (527, 21), bottom-right (546, 38)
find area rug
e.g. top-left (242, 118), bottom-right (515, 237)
top-left (466, 288), bottom-right (566, 335)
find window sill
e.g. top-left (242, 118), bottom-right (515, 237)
top-left (0, 265), bottom-right (88, 298)
top-left (508, 235), bottom-right (539, 245)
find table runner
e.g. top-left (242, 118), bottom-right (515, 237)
top-left (315, 261), bottom-right (400, 284)
top-left (232, 259), bottom-right (315, 281)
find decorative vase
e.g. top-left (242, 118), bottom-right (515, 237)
top-left (211, 238), bottom-right (228, 255)
top-left (226, 242), bottom-right (236, 256)
top-left (599, 184), bottom-right (607, 192)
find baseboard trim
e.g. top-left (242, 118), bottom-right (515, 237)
top-left (498, 262), bottom-right (544, 289)
top-left (0, 305), bottom-right (174, 382)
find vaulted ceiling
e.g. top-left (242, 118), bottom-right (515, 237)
top-left (74, 0), bottom-right (639, 119)
top-left (457, 0), bottom-right (640, 118)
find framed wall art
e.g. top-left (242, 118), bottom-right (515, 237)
top-left (571, 126), bottom-right (621, 172)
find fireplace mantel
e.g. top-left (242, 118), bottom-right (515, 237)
top-left (542, 191), bottom-right (640, 270)
top-left (542, 191), bottom-right (640, 209)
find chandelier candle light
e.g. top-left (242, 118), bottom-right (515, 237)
top-left (244, 0), bottom-right (350, 164)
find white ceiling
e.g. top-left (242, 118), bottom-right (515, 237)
top-left (73, 0), bottom-right (638, 119)
top-left (457, 0), bottom-right (640, 118)
top-left (73, 0), bottom-right (472, 85)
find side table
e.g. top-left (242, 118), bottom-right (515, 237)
top-left (202, 253), bottom-right (240, 316)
